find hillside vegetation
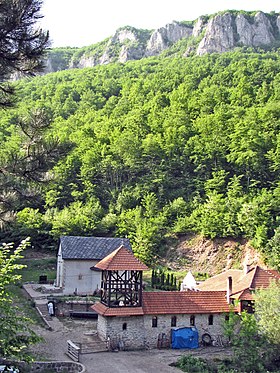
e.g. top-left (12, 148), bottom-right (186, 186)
top-left (1, 51), bottom-right (280, 268)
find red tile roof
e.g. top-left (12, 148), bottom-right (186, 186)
top-left (198, 269), bottom-right (243, 291)
top-left (251, 267), bottom-right (280, 289)
top-left (231, 288), bottom-right (253, 301)
top-left (142, 291), bottom-right (231, 314)
top-left (267, 269), bottom-right (280, 279)
top-left (95, 245), bottom-right (148, 271)
top-left (198, 266), bottom-right (280, 300)
top-left (92, 302), bottom-right (144, 316)
top-left (92, 290), bottom-right (231, 317)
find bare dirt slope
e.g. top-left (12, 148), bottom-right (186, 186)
top-left (162, 234), bottom-right (264, 275)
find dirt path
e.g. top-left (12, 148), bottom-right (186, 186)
top-left (30, 318), bottom-right (98, 361)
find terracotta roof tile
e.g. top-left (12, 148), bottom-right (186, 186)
top-left (92, 291), bottom-right (231, 317)
top-left (198, 269), bottom-right (243, 291)
top-left (95, 245), bottom-right (148, 271)
top-left (92, 302), bottom-right (144, 316)
top-left (231, 288), bottom-right (254, 301)
top-left (267, 269), bottom-right (280, 279)
top-left (142, 291), bottom-right (231, 314)
top-left (198, 266), bottom-right (280, 296)
top-left (251, 267), bottom-right (280, 289)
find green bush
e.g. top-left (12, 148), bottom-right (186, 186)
top-left (176, 355), bottom-right (214, 373)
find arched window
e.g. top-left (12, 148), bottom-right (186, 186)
top-left (208, 314), bottom-right (213, 325)
top-left (152, 316), bottom-right (158, 327)
top-left (171, 316), bottom-right (177, 327)
top-left (122, 322), bottom-right (127, 331)
top-left (190, 315), bottom-right (195, 326)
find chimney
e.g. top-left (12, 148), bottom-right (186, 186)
top-left (227, 276), bottom-right (232, 304)
top-left (243, 263), bottom-right (251, 275)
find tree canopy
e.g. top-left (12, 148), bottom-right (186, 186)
top-left (1, 50), bottom-right (280, 265)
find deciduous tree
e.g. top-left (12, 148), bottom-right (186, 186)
top-left (0, 239), bottom-right (40, 360)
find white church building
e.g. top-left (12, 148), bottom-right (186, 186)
top-left (56, 236), bottom-right (132, 295)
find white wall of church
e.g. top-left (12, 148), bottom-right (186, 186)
top-left (61, 259), bottom-right (101, 295)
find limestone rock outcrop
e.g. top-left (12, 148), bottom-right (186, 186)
top-left (44, 11), bottom-right (280, 75)
top-left (197, 11), bottom-right (279, 55)
top-left (146, 22), bottom-right (192, 56)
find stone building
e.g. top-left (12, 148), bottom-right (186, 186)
top-left (92, 246), bottom-right (232, 350)
top-left (56, 236), bottom-right (132, 295)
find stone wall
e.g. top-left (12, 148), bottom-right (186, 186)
top-left (96, 314), bottom-right (108, 341)
top-left (143, 313), bottom-right (226, 348)
top-left (97, 312), bottom-right (226, 350)
top-left (97, 314), bottom-right (146, 350)
top-left (0, 360), bottom-right (85, 373)
top-left (55, 300), bottom-right (95, 317)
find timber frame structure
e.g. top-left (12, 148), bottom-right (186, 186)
top-left (100, 269), bottom-right (143, 307)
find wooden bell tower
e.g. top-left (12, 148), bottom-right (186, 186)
top-left (95, 245), bottom-right (148, 308)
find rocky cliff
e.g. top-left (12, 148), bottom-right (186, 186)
top-left (196, 11), bottom-right (280, 55)
top-left (45, 11), bottom-right (280, 73)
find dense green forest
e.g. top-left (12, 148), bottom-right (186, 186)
top-left (1, 51), bottom-right (280, 267)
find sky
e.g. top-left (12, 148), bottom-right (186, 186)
top-left (40, 0), bottom-right (280, 48)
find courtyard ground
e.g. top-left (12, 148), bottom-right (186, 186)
top-left (29, 315), bottom-right (232, 373)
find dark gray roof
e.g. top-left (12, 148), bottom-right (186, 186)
top-left (60, 236), bottom-right (132, 260)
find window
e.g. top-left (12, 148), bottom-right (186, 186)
top-left (122, 323), bottom-right (127, 331)
top-left (241, 300), bottom-right (254, 314)
top-left (171, 316), bottom-right (177, 327)
top-left (208, 314), bottom-right (213, 325)
top-left (152, 316), bottom-right (158, 327)
top-left (190, 315), bottom-right (195, 326)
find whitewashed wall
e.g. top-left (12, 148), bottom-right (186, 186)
top-left (57, 258), bottom-right (101, 295)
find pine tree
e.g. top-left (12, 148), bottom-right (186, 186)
top-left (0, 0), bottom-right (49, 106)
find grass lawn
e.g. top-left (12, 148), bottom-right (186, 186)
top-left (20, 257), bottom-right (57, 283)
top-left (7, 256), bottom-right (58, 331)
top-left (8, 284), bottom-right (44, 325)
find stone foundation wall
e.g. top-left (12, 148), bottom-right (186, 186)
top-left (97, 314), bottom-right (108, 341)
top-left (55, 300), bottom-right (95, 317)
top-left (108, 316), bottom-right (145, 350)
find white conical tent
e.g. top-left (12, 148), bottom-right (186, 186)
top-left (180, 271), bottom-right (197, 291)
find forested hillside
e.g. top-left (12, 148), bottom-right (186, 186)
top-left (1, 51), bottom-right (280, 268)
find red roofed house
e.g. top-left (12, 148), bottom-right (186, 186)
top-left (198, 265), bottom-right (280, 314)
top-left (92, 246), bottom-right (233, 350)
